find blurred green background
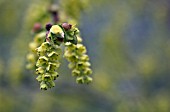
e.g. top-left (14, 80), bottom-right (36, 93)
top-left (0, 0), bottom-right (170, 112)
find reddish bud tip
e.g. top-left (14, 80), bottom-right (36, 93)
top-left (45, 23), bottom-right (52, 31)
top-left (62, 23), bottom-right (72, 31)
top-left (33, 23), bottom-right (42, 33)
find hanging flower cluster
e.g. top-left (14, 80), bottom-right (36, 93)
top-left (26, 5), bottom-right (92, 90)
top-left (36, 41), bottom-right (61, 90)
top-left (64, 37), bottom-right (92, 84)
top-left (26, 23), bottom-right (45, 70)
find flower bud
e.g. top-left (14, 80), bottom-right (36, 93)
top-left (27, 53), bottom-right (35, 62)
top-left (45, 81), bottom-right (55, 88)
top-left (36, 67), bottom-right (45, 74)
top-left (76, 44), bottom-right (86, 53)
top-left (76, 76), bottom-right (84, 84)
top-left (51, 72), bottom-right (59, 80)
top-left (44, 73), bottom-right (51, 79)
top-left (84, 62), bottom-right (91, 67)
top-left (41, 42), bottom-right (51, 50)
top-left (45, 23), bottom-right (52, 31)
top-left (83, 68), bottom-right (92, 75)
top-left (26, 63), bottom-right (34, 69)
top-left (32, 23), bottom-right (42, 33)
top-left (34, 32), bottom-right (46, 43)
top-left (40, 82), bottom-right (48, 90)
top-left (48, 51), bottom-right (59, 61)
top-left (77, 36), bottom-right (82, 43)
top-left (80, 55), bottom-right (89, 61)
top-left (50, 25), bottom-right (63, 35)
top-left (36, 42), bottom-right (51, 55)
top-left (29, 42), bottom-right (38, 52)
top-left (72, 69), bottom-right (80, 76)
top-left (74, 28), bottom-right (80, 34)
top-left (46, 62), bottom-right (60, 71)
top-left (36, 56), bottom-right (48, 67)
top-left (85, 76), bottom-right (93, 84)
top-left (62, 23), bottom-right (72, 30)
top-left (36, 75), bottom-right (42, 82)
top-left (65, 52), bottom-right (78, 61)
top-left (68, 63), bottom-right (75, 69)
